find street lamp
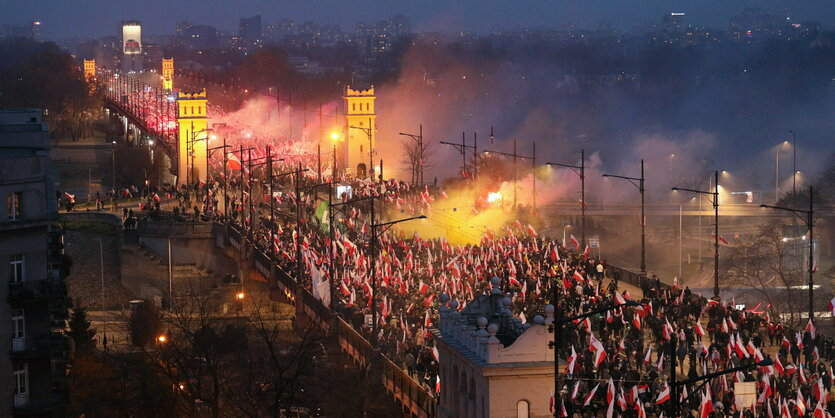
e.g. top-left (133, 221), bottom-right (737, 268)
top-left (673, 170), bottom-right (720, 298)
top-left (331, 131), bottom-right (341, 179)
top-left (399, 125), bottom-right (425, 186)
top-left (548, 297), bottom-right (639, 418)
top-left (547, 149), bottom-right (585, 248)
top-left (603, 159), bottom-right (646, 275)
top-left (761, 186), bottom-right (815, 324)
top-left (370, 213), bottom-right (427, 341)
top-left (788, 130), bottom-right (797, 194)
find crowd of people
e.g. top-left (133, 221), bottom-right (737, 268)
top-left (65, 158), bottom-right (835, 417)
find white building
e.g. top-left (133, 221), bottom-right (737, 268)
top-left (432, 277), bottom-right (555, 418)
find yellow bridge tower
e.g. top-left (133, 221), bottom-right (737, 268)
top-left (161, 58), bottom-right (174, 92)
top-left (177, 90), bottom-right (209, 186)
top-left (343, 86), bottom-right (376, 179)
top-left (83, 59), bottom-right (96, 93)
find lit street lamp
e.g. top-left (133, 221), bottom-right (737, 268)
top-left (761, 186), bottom-right (815, 324)
top-left (603, 159), bottom-right (646, 275)
top-left (548, 295), bottom-right (639, 418)
top-left (547, 149), bottom-right (585, 248)
top-left (673, 170), bottom-right (720, 298)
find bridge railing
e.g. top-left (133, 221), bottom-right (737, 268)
top-left (219, 222), bottom-right (437, 417)
top-left (137, 219), bottom-right (214, 237)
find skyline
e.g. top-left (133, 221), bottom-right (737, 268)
top-left (3, 0), bottom-right (835, 40)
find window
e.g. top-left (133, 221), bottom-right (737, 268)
top-left (10, 254), bottom-right (24, 284)
top-left (516, 400), bottom-right (530, 418)
top-left (8, 192), bottom-right (21, 221)
top-left (12, 309), bottom-right (24, 339)
top-left (13, 363), bottom-right (27, 395)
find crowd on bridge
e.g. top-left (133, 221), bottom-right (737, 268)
top-left (199, 166), bottom-right (835, 417)
top-left (66, 156), bottom-right (835, 417)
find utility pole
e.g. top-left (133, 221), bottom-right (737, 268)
top-left (603, 159), bottom-right (646, 275)
top-left (547, 149), bottom-right (585, 247)
top-left (761, 186), bottom-right (815, 323)
top-left (673, 170), bottom-right (720, 298)
top-left (482, 141), bottom-right (535, 210)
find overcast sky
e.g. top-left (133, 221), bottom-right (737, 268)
top-left (2, 0), bottom-right (834, 39)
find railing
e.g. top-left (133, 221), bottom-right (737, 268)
top-left (12, 337), bottom-right (26, 352)
top-left (59, 212), bottom-right (122, 226)
top-left (137, 219), bottom-right (214, 237)
top-left (13, 393), bottom-right (28, 408)
top-left (220, 222), bottom-right (437, 417)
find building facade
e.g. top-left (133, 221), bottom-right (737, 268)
top-left (342, 86), bottom-right (376, 179)
top-left (0, 108), bottom-right (69, 417)
top-left (432, 277), bottom-right (554, 418)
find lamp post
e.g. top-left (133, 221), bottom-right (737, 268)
top-left (547, 149), bottom-right (585, 248)
top-left (673, 170), bottom-right (720, 298)
top-left (440, 132), bottom-right (478, 183)
top-left (789, 130), bottom-right (797, 194)
top-left (206, 139), bottom-right (231, 216)
top-left (187, 128), bottom-right (213, 186)
top-left (370, 213), bottom-right (426, 342)
top-left (603, 159), bottom-right (646, 275)
top-left (549, 298), bottom-right (639, 418)
top-left (482, 140), bottom-right (536, 210)
top-left (761, 186), bottom-right (815, 324)
top-left (399, 125), bottom-right (425, 186)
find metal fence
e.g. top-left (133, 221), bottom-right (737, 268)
top-left (219, 222), bottom-right (437, 417)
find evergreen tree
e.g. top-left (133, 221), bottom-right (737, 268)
top-left (68, 301), bottom-right (96, 354)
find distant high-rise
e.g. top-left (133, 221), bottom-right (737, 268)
top-left (662, 12), bottom-right (685, 32)
top-left (239, 15), bottom-right (262, 41)
top-left (121, 21), bottom-right (143, 72)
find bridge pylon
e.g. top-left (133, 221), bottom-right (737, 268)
top-left (162, 58), bottom-right (173, 92)
top-left (177, 89), bottom-right (208, 186)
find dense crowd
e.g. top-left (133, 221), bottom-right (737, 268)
top-left (66, 160), bottom-right (835, 417)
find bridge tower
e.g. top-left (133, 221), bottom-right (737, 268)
top-left (343, 86), bottom-right (376, 179)
top-left (83, 59), bottom-right (96, 81)
top-left (161, 58), bottom-right (174, 92)
top-left (83, 59), bottom-right (96, 94)
top-left (177, 90), bottom-right (209, 186)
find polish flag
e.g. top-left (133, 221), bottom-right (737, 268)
top-left (583, 383), bottom-right (600, 407)
top-left (773, 356), bottom-right (784, 375)
top-left (657, 352), bottom-right (665, 371)
top-left (796, 388), bottom-right (807, 416)
top-left (695, 321), bottom-right (705, 337)
top-left (339, 281), bottom-right (351, 296)
top-left (418, 281), bottom-right (429, 295)
top-left (583, 245), bottom-right (591, 260)
top-left (814, 401), bottom-right (826, 418)
top-left (227, 152), bottom-right (242, 170)
top-left (571, 381), bottom-right (581, 401)
top-left (614, 292), bottom-right (627, 306)
top-left (656, 384), bottom-right (671, 404)
top-left (550, 245), bottom-right (560, 262)
top-left (806, 319), bottom-right (816, 339)
top-left (570, 234), bottom-right (580, 250)
top-left (796, 332), bottom-right (805, 350)
top-left (593, 345), bottom-right (607, 368)
top-left (566, 346), bottom-right (577, 374)
top-left (633, 315), bottom-right (641, 330)
top-left (643, 346), bottom-right (652, 364)
top-left (526, 224), bottom-right (538, 237)
top-left (573, 271), bottom-right (585, 282)
top-left (606, 396), bottom-right (615, 418)
top-left (607, 378), bottom-right (616, 404)
top-left (699, 392), bottom-right (714, 418)
top-left (828, 296), bottom-right (835, 316)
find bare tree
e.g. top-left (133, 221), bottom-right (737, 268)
top-left (400, 138), bottom-right (434, 186)
top-left (723, 220), bottom-right (808, 328)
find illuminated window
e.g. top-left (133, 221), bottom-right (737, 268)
top-left (7, 191), bottom-right (21, 221)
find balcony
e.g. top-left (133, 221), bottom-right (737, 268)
top-left (10, 334), bottom-right (67, 360)
top-left (12, 392), bottom-right (68, 414)
top-left (9, 279), bottom-right (67, 305)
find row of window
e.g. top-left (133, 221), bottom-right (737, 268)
top-left (182, 106), bottom-right (204, 116)
top-left (351, 102), bottom-right (372, 112)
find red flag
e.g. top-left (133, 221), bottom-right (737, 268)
top-left (656, 384), bottom-right (670, 404)
top-left (570, 234), bottom-right (580, 250)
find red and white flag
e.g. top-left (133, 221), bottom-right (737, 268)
top-left (570, 234), bottom-right (580, 250)
top-left (656, 384), bottom-right (670, 404)
top-left (583, 383), bottom-right (600, 407)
